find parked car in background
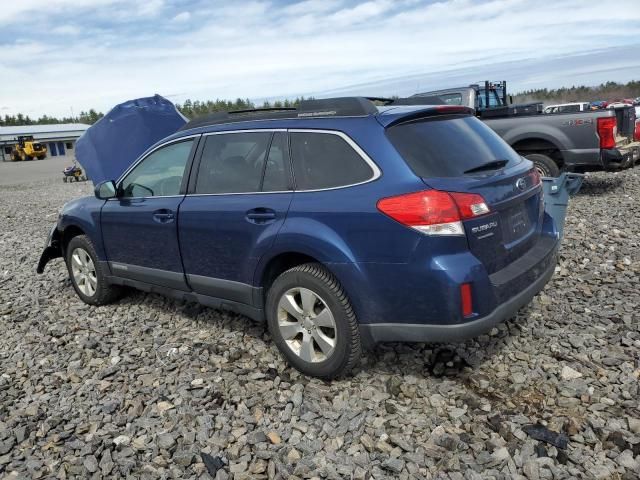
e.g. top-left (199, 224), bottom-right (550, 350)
top-left (414, 82), bottom-right (639, 176)
top-left (608, 99), bottom-right (634, 107)
top-left (544, 102), bottom-right (591, 114)
top-left (37, 97), bottom-right (561, 378)
top-left (608, 102), bottom-right (630, 109)
top-left (590, 101), bottom-right (607, 109)
top-left (634, 97), bottom-right (640, 106)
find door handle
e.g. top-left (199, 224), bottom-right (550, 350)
top-left (153, 209), bottom-right (175, 223)
top-left (246, 208), bottom-right (276, 224)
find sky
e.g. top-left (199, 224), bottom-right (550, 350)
top-left (1, 0), bottom-right (640, 118)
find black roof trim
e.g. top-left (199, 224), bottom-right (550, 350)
top-left (392, 96), bottom-right (446, 106)
top-left (179, 97), bottom-right (380, 131)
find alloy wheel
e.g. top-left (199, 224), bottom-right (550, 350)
top-left (535, 164), bottom-right (549, 178)
top-left (277, 287), bottom-right (337, 363)
top-left (70, 248), bottom-right (97, 297)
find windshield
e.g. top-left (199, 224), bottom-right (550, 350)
top-left (386, 115), bottom-right (522, 178)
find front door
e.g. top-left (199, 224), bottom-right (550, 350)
top-left (179, 131), bottom-right (293, 303)
top-left (101, 138), bottom-right (197, 290)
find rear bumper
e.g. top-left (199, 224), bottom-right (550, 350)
top-left (359, 251), bottom-right (556, 344)
top-left (601, 145), bottom-right (640, 170)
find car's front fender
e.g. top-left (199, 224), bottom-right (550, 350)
top-left (58, 196), bottom-right (107, 260)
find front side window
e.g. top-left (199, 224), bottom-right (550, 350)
top-left (290, 132), bottom-right (374, 190)
top-left (195, 132), bottom-right (272, 194)
top-left (120, 140), bottom-right (193, 198)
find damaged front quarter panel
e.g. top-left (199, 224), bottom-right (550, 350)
top-left (36, 224), bottom-right (63, 273)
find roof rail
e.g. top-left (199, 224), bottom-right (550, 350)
top-left (391, 96), bottom-right (446, 106)
top-left (179, 96), bottom-right (379, 131)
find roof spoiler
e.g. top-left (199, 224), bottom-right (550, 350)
top-left (382, 105), bottom-right (475, 128)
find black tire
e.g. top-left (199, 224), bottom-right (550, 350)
top-left (266, 263), bottom-right (361, 379)
top-left (525, 153), bottom-right (560, 177)
top-left (65, 235), bottom-right (123, 305)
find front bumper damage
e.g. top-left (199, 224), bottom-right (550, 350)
top-left (36, 225), bottom-right (63, 274)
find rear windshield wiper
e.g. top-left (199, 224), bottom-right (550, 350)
top-left (463, 159), bottom-right (509, 174)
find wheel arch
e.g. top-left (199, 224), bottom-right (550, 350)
top-left (258, 251), bottom-right (325, 294)
top-left (511, 137), bottom-right (565, 169)
top-left (61, 225), bottom-right (86, 256)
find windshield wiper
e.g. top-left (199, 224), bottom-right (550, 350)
top-left (464, 159), bottom-right (508, 174)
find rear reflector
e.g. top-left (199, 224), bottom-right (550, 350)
top-left (376, 190), bottom-right (490, 236)
top-left (461, 283), bottom-right (473, 317)
top-left (597, 117), bottom-right (617, 149)
top-left (528, 168), bottom-right (541, 186)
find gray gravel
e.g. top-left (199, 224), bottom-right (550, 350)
top-left (1, 170), bottom-right (639, 479)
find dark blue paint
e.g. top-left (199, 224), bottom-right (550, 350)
top-left (57, 141), bottom-right (65, 156)
top-left (49, 142), bottom-right (57, 156)
top-left (54, 106), bottom-right (558, 332)
top-left (101, 196), bottom-right (187, 289)
top-left (178, 192), bottom-right (293, 286)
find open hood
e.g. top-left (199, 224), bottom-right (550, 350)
top-left (75, 95), bottom-right (187, 184)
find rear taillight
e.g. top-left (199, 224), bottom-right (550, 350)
top-left (597, 117), bottom-right (617, 149)
top-left (376, 190), bottom-right (490, 236)
top-left (635, 120), bottom-right (640, 141)
top-left (528, 168), bottom-right (541, 186)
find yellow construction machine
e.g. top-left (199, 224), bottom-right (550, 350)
top-left (11, 136), bottom-right (47, 161)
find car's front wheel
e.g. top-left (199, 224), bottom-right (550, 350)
top-left (66, 235), bottom-right (122, 305)
top-left (266, 263), bottom-right (361, 379)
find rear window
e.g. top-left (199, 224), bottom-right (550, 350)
top-left (386, 115), bottom-right (522, 178)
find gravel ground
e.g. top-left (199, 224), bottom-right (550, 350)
top-left (1, 171), bottom-right (639, 479)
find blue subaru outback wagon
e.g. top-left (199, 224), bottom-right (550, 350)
top-left (38, 97), bottom-right (559, 378)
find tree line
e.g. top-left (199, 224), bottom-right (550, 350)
top-left (176, 96), bottom-right (312, 119)
top-left (0, 109), bottom-right (103, 127)
top-left (512, 80), bottom-right (640, 105)
top-left (2, 81), bottom-right (638, 127)
top-left (0, 97), bottom-right (312, 127)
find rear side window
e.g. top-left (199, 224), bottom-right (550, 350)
top-left (290, 132), bottom-right (374, 190)
top-left (386, 115), bottom-right (522, 178)
top-left (195, 132), bottom-right (271, 194)
top-left (440, 93), bottom-right (463, 105)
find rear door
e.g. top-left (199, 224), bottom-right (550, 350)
top-left (386, 114), bottom-right (544, 273)
top-left (101, 138), bottom-right (196, 290)
top-left (178, 130), bottom-right (293, 302)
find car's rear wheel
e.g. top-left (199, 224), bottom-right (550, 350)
top-left (66, 235), bottom-right (122, 305)
top-left (266, 263), bottom-right (361, 379)
top-left (525, 153), bottom-right (560, 177)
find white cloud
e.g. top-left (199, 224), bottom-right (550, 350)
top-left (137, 0), bottom-right (164, 16)
top-left (171, 11), bottom-right (191, 23)
top-left (0, 0), bottom-right (639, 117)
top-left (51, 24), bottom-right (81, 35)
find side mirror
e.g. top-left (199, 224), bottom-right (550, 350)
top-left (95, 180), bottom-right (117, 199)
